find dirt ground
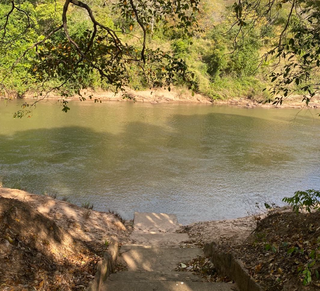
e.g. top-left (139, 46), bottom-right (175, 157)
top-left (231, 211), bottom-right (320, 291)
top-left (1, 188), bottom-right (320, 290)
top-left (183, 209), bottom-right (320, 291)
top-left (0, 188), bottom-right (132, 290)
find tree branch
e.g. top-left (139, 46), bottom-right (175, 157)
top-left (128, 0), bottom-right (146, 63)
top-left (1, 0), bottom-right (14, 40)
top-left (278, 0), bottom-right (295, 47)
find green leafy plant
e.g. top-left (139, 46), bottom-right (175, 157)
top-left (282, 189), bottom-right (320, 213)
top-left (302, 267), bottom-right (312, 286)
top-left (265, 243), bottom-right (277, 253)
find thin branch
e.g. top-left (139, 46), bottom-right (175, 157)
top-left (1, 0), bottom-right (15, 40)
top-left (85, 23), bottom-right (97, 54)
top-left (20, 57), bottom-right (84, 111)
top-left (128, 0), bottom-right (146, 63)
top-left (69, 0), bottom-right (123, 51)
top-left (1, 0), bottom-right (32, 42)
top-left (62, 0), bottom-right (84, 57)
top-left (278, 0), bottom-right (295, 47)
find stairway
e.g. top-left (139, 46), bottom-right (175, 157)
top-left (104, 212), bottom-right (237, 291)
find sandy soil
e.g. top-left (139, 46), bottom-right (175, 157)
top-left (0, 188), bottom-right (132, 246)
top-left (180, 215), bottom-right (262, 246)
top-left (22, 87), bottom-right (320, 109)
top-left (0, 187), bottom-right (261, 251)
top-left (24, 87), bottom-right (213, 105)
top-left (181, 207), bottom-right (293, 247)
top-left (0, 188), bottom-right (132, 290)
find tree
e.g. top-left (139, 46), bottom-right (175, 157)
top-left (232, 0), bottom-right (320, 104)
top-left (1, 0), bottom-right (319, 112)
top-left (0, 0), bottom-right (199, 115)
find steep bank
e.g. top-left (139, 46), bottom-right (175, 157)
top-left (0, 188), bottom-right (132, 290)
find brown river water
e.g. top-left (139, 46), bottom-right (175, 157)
top-left (1, 99), bottom-right (320, 224)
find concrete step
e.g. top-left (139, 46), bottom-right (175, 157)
top-left (130, 232), bottom-right (190, 246)
top-left (133, 212), bottom-right (181, 233)
top-left (119, 245), bottom-right (203, 272)
top-left (104, 280), bottom-right (237, 291)
top-left (107, 271), bottom-right (204, 282)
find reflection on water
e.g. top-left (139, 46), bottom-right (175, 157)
top-left (1, 100), bottom-right (320, 224)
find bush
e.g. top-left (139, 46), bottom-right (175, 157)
top-left (282, 190), bottom-right (320, 213)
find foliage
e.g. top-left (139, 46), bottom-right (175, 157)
top-left (233, 0), bottom-right (320, 103)
top-left (1, 0), bottom-right (320, 108)
top-left (0, 0), bottom-right (199, 94)
top-left (282, 189), bottom-right (320, 213)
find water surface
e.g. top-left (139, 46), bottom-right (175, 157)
top-left (1, 99), bottom-right (320, 224)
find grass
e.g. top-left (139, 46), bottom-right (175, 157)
top-left (81, 202), bottom-right (94, 210)
top-left (43, 191), bottom-right (57, 199)
top-left (107, 209), bottom-right (125, 224)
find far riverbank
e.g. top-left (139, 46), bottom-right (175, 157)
top-left (20, 87), bottom-right (320, 109)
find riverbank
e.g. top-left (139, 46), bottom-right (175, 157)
top-left (0, 188), bottom-right (132, 290)
top-left (1, 188), bottom-right (319, 290)
top-left (21, 87), bottom-right (320, 109)
top-left (0, 187), bottom-right (260, 290)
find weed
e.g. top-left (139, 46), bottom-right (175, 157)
top-left (108, 209), bottom-right (125, 224)
top-left (264, 243), bottom-right (277, 253)
top-left (43, 191), bottom-right (57, 199)
top-left (83, 209), bottom-right (91, 220)
top-left (81, 202), bottom-right (94, 210)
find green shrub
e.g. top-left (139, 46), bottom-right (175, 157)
top-left (283, 190), bottom-right (320, 213)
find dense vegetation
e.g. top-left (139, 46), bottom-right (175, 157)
top-left (0, 0), bottom-right (319, 104)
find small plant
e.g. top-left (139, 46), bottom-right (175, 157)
top-left (282, 189), bottom-right (320, 213)
top-left (43, 191), bottom-right (57, 199)
top-left (105, 240), bottom-right (109, 247)
top-left (48, 193), bottom-right (57, 199)
top-left (107, 209), bottom-right (125, 224)
top-left (285, 242), bottom-right (320, 286)
top-left (82, 202), bottom-right (94, 210)
top-left (302, 267), bottom-right (312, 286)
top-left (83, 209), bottom-right (91, 220)
top-left (264, 243), bottom-right (277, 253)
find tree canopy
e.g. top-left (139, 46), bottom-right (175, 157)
top-left (0, 0), bottom-right (199, 114)
top-left (233, 0), bottom-right (320, 104)
top-left (0, 0), bottom-right (319, 113)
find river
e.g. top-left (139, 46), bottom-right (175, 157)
top-left (1, 99), bottom-right (320, 224)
